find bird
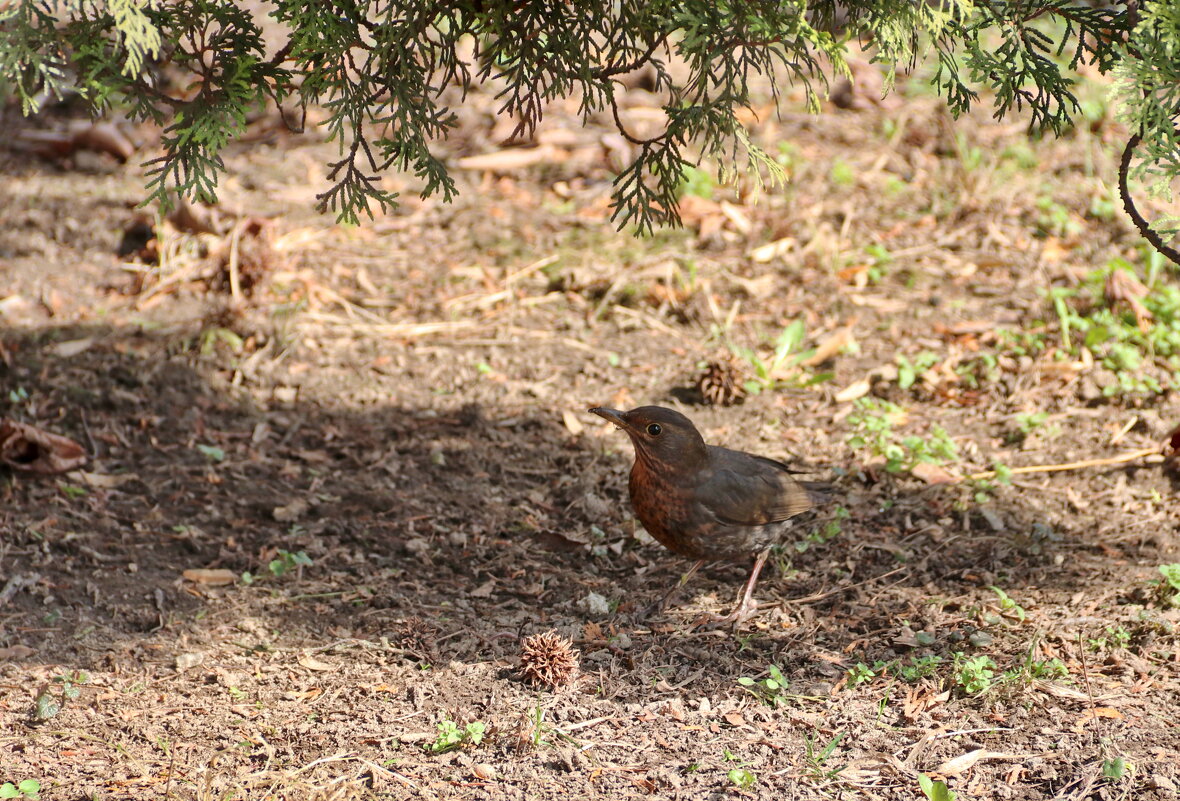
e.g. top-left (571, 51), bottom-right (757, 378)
top-left (589, 405), bottom-right (829, 625)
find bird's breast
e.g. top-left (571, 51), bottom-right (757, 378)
top-left (628, 459), bottom-right (710, 558)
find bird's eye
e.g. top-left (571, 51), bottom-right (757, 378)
top-left (646, 423), bottom-right (662, 436)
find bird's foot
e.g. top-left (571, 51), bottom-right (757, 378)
top-left (692, 599), bottom-right (762, 631)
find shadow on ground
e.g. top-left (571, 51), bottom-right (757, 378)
top-left (2, 322), bottom-right (1161, 683)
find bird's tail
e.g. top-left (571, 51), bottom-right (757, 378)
top-left (800, 480), bottom-right (834, 507)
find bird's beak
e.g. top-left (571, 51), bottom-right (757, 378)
top-left (589, 407), bottom-right (627, 429)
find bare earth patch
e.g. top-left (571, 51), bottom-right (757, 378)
top-left (2, 65), bottom-right (1179, 801)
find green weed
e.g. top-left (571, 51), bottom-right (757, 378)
top-left (1155, 564), bottom-right (1180, 606)
top-left (1101, 756), bottom-right (1131, 781)
top-left (895, 654), bottom-right (944, 682)
top-left (796, 506), bottom-right (849, 553)
top-left (1042, 257), bottom-right (1180, 397)
top-left (802, 731), bottom-right (845, 782)
top-left (829, 159), bottom-right (855, 187)
top-left (846, 662), bottom-right (877, 688)
top-left (427, 718), bottom-right (487, 754)
top-left (1088, 625), bottom-right (1131, 652)
top-left (737, 665), bottom-right (789, 707)
top-left (677, 165), bottom-right (715, 200)
top-left (0, 781), bottom-right (40, 801)
top-left (986, 586), bottom-right (1026, 624)
top-left (846, 398), bottom-right (958, 473)
top-left (269, 549), bottom-right (312, 578)
top-left (731, 319), bottom-right (829, 394)
top-left (33, 671), bottom-right (89, 722)
top-left (919, 773), bottom-right (957, 801)
top-left (897, 351), bottom-right (940, 390)
top-left (953, 654), bottom-right (996, 695)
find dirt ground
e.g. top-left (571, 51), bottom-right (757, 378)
top-left (2, 54), bottom-right (1179, 801)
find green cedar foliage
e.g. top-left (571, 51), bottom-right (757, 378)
top-left (0, 0), bottom-right (1174, 242)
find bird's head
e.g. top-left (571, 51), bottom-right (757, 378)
top-left (589, 405), bottom-right (707, 470)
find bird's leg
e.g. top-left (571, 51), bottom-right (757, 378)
top-left (640, 559), bottom-right (704, 619)
top-left (697, 548), bottom-right (771, 628)
top-left (729, 548), bottom-right (771, 624)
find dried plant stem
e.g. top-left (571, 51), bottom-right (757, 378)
top-left (966, 447), bottom-right (1161, 481)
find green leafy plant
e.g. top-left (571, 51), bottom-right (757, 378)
top-left (919, 773), bottom-right (957, 801)
top-left (732, 319), bottom-right (826, 394)
top-left (33, 671), bottom-right (89, 721)
top-left (846, 398), bottom-right (959, 474)
top-left (736, 664), bottom-right (789, 707)
top-left (895, 654), bottom-right (944, 682)
top-left (797, 506), bottom-right (849, 553)
top-left (0, 781), bottom-right (40, 801)
top-left (802, 731), bottom-right (844, 782)
top-left (726, 767), bottom-right (757, 790)
top-left (1088, 625), bottom-right (1131, 652)
top-left (896, 351), bottom-right (940, 391)
top-left (1009, 411), bottom-right (1056, 443)
top-left (269, 549), bottom-right (312, 579)
top-left (1101, 756), bottom-right (1130, 781)
top-left (427, 719), bottom-right (487, 754)
top-left (196, 444), bottom-right (226, 462)
top-left (953, 654), bottom-right (996, 695)
top-left (1155, 564), bottom-right (1180, 607)
top-left (986, 586), bottom-right (1027, 624)
top-left (1042, 259), bottom-right (1180, 397)
top-left (199, 326), bottom-right (244, 356)
top-left (677, 165), bottom-right (716, 200)
top-left (1026, 658), bottom-right (1069, 680)
top-left (723, 749), bottom-right (757, 789)
top-left (846, 662), bottom-right (877, 688)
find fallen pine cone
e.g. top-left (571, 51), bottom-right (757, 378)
top-left (519, 630), bottom-right (579, 688)
top-left (696, 355), bottom-right (747, 407)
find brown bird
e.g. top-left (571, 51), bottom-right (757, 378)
top-left (590, 405), bottom-right (829, 625)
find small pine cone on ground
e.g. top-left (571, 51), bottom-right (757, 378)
top-left (519, 630), bottom-right (580, 688)
top-left (696, 355), bottom-right (747, 406)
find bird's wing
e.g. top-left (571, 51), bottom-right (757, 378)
top-left (700, 447), bottom-right (821, 526)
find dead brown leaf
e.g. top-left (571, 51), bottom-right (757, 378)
top-left (0, 418), bottom-right (88, 474)
top-left (562, 409), bottom-right (585, 436)
top-left (902, 687), bottom-right (949, 721)
top-left (933, 749), bottom-right (1020, 778)
top-left (910, 462), bottom-right (960, 484)
top-left (1105, 269), bottom-right (1152, 332)
top-left (182, 568), bottom-right (238, 585)
top-left (298, 655), bottom-right (336, 672)
top-left (1074, 706), bottom-right (1123, 732)
top-left (802, 325), bottom-right (856, 367)
top-left (0, 644), bottom-right (36, 661)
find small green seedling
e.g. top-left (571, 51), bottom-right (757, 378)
top-left (846, 662), bottom-right (877, 688)
top-left (919, 773), bottom-right (957, 801)
top-left (987, 586), bottom-right (1026, 623)
top-left (0, 781), bottom-right (40, 801)
top-left (896, 654), bottom-right (943, 682)
top-left (737, 665), bottom-right (789, 707)
top-left (727, 768), bottom-right (756, 789)
top-left (269, 549), bottom-right (312, 578)
top-left (196, 444), bottom-right (226, 462)
top-left (953, 654), bottom-right (995, 695)
top-left (803, 731), bottom-right (845, 781)
top-left (1101, 756), bottom-right (1129, 781)
top-left (1155, 564), bottom-right (1180, 606)
top-left (427, 719), bottom-right (486, 753)
top-left (33, 671), bottom-right (89, 721)
top-left (723, 750), bottom-right (757, 789)
top-left (896, 351), bottom-right (939, 390)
